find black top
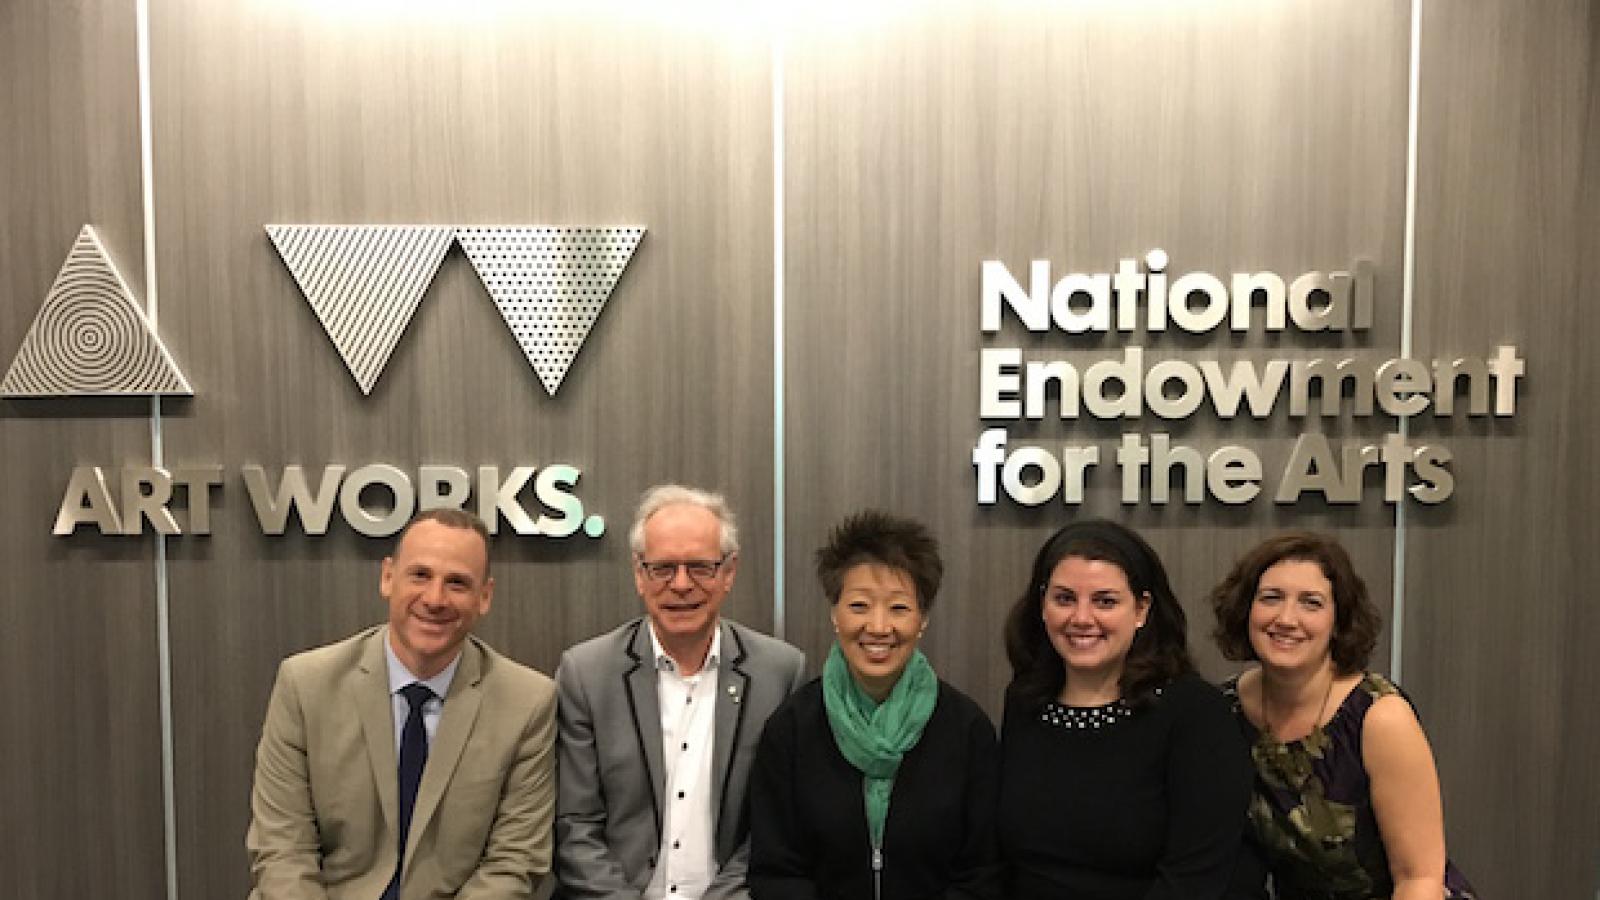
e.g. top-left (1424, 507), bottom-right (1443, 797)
top-left (998, 672), bottom-right (1257, 900)
top-left (748, 677), bottom-right (1003, 900)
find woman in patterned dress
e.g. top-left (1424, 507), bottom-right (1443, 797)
top-left (1209, 532), bottom-right (1476, 900)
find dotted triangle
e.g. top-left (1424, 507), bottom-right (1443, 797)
top-left (455, 226), bottom-right (644, 396)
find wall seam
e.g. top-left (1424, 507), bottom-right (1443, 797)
top-left (135, 0), bottom-right (179, 897)
top-left (1392, 0), bottom-right (1424, 684)
top-left (771, 28), bottom-right (787, 641)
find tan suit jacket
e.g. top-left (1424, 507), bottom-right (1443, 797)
top-left (247, 626), bottom-right (557, 900)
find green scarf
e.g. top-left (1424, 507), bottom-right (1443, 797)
top-left (821, 642), bottom-right (939, 849)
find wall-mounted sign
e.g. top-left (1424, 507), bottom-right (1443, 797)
top-left (54, 463), bottom-right (604, 538)
top-left (972, 251), bottom-right (1526, 506)
top-left (26, 222), bottom-right (647, 538)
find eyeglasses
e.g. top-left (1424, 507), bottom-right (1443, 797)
top-left (636, 553), bottom-right (732, 584)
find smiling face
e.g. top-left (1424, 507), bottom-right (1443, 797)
top-left (1249, 558), bottom-right (1336, 673)
top-left (381, 519), bottom-right (494, 679)
top-left (831, 563), bottom-right (925, 702)
top-left (634, 502), bottom-right (736, 669)
top-left (1041, 556), bottom-right (1150, 687)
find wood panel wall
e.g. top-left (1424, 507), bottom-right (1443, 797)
top-left (1, 1), bottom-right (1594, 897)
top-left (0, 2), bottom-right (167, 898)
top-left (781, 0), bottom-right (1409, 704)
top-left (1404, 1), bottom-right (1600, 896)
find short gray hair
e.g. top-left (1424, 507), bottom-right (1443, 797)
top-left (629, 484), bottom-right (739, 556)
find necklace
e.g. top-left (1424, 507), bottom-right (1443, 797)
top-left (1259, 668), bottom-right (1335, 742)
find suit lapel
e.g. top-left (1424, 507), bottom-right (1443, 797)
top-left (356, 628), bottom-right (399, 842)
top-left (403, 638), bottom-right (485, 872)
top-left (623, 620), bottom-right (666, 840)
top-left (713, 621), bottom-right (751, 848)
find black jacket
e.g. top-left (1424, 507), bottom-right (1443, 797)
top-left (748, 677), bottom-right (1003, 900)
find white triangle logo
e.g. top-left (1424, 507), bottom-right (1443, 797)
top-left (1, 225), bottom-right (192, 397)
top-left (266, 225), bottom-right (454, 395)
top-left (455, 226), bottom-right (645, 396)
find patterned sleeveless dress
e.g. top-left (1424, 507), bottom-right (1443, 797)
top-left (1221, 673), bottom-right (1478, 900)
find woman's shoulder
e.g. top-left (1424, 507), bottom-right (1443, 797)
top-left (768, 675), bottom-right (826, 723)
top-left (933, 679), bottom-right (996, 725)
top-left (1155, 671), bottom-right (1245, 736)
top-left (1160, 670), bottom-right (1232, 708)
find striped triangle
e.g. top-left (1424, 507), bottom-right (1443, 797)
top-left (1, 225), bottom-right (192, 397)
top-left (267, 225), bottom-right (454, 395)
top-left (455, 226), bottom-right (644, 396)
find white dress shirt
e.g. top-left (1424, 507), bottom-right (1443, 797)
top-left (385, 638), bottom-right (460, 752)
top-left (643, 623), bottom-right (721, 900)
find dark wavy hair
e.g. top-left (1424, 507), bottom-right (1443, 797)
top-left (1209, 531), bottom-right (1381, 675)
top-left (1003, 520), bottom-right (1193, 710)
top-left (815, 510), bottom-right (943, 612)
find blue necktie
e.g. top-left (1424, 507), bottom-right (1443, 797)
top-left (382, 682), bottom-right (434, 900)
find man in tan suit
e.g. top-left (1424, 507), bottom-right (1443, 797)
top-left (247, 508), bottom-right (557, 900)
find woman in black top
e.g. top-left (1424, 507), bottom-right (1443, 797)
top-left (749, 511), bottom-right (1002, 900)
top-left (998, 519), bottom-right (1257, 900)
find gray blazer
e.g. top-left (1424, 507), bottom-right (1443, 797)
top-left (554, 617), bottom-right (806, 900)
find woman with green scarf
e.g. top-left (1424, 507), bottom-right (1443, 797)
top-left (748, 511), bottom-right (1002, 900)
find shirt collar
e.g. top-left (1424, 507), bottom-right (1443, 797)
top-left (648, 619), bottom-right (722, 674)
top-left (385, 633), bottom-right (460, 701)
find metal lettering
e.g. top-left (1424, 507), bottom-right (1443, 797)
top-left (1207, 447), bottom-right (1261, 504)
top-left (534, 465), bottom-right (585, 537)
top-left (418, 465), bottom-right (472, 510)
top-left (1410, 445), bottom-right (1455, 503)
top-left (979, 348), bottom-right (1022, 418)
top-left (54, 466), bottom-right (122, 535)
top-left (1289, 358), bottom-right (1374, 417)
top-left (478, 465), bottom-right (537, 535)
top-left (1145, 360), bottom-right (1205, 420)
top-left (1487, 345), bottom-right (1525, 415)
top-left (1148, 434), bottom-right (1204, 504)
top-left (1025, 360), bottom-right (1080, 419)
top-left (1375, 359), bottom-right (1433, 417)
top-left (1116, 434), bottom-right (1149, 504)
top-left (1084, 348), bottom-right (1142, 419)
top-left (1288, 272), bottom-right (1347, 331)
top-left (1230, 272), bottom-right (1287, 331)
top-left (980, 260), bottom-right (1051, 333)
top-left (1276, 434), bottom-right (1351, 503)
top-left (1432, 356), bottom-right (1490, 416)
top-left (339, 464), bottom-right (414, 538)
top-left (1168, 272), bottom-right (1228, 334)
top-left (121, 466), bottom-right (180, 535)
top-left (243, 464), bottom-right (345, 535)
top-left (1050, 273), bottom-right (1111, 334)
top-left (1000, 446), bottom-right (1061, 507)
top-left (1059, 445), bottom-right (1099, 504)
top-left (1199, 360), bottom-right (1287, 418)
top-left (171, 465), bottom-right (223, 534)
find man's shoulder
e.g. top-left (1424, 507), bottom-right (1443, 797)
top-left (278, 626), bottom-right (383, 680)
top-left (473, 637), bottom-right (555, 693)
top-left (558, 617), bottom-right (647, 673)
top-left (723, 619), bottom-right (804, 669)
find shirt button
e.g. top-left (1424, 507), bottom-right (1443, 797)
top-left (673, 840), bottom-right (681, 849)
top-left (670, 886), bottom-right (677, 894)
top-left (682, 742), bottom-right (689, 750)
top-left (677, 790), bottom-right (685, 799)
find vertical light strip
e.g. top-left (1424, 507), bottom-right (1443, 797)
top-left (1391, 0), bottom-right (1424, 684)
top-left (771, 27), bottom-right (787, 640)
top-left (135, 0), bottom-right (179, 897)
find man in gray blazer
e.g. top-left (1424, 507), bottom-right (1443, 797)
top-left (555, 485), bottom-right (806, 900)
